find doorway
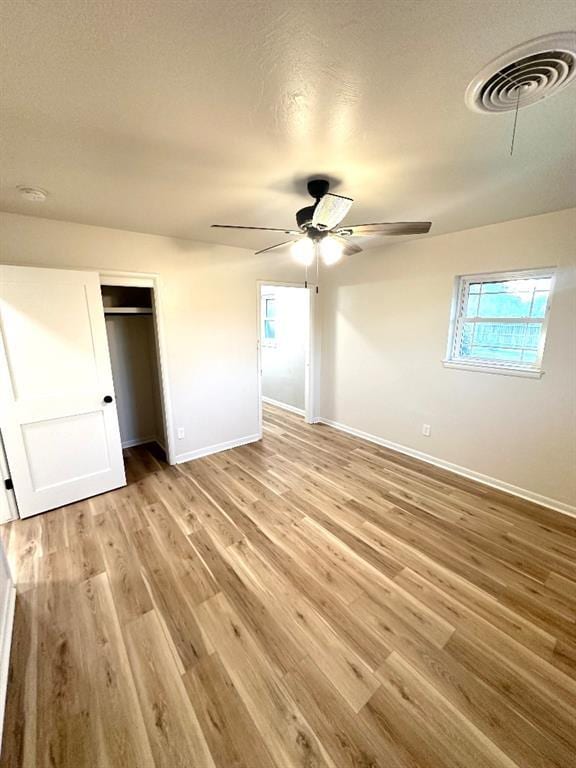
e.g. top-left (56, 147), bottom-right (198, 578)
top-left (257, 282), bottom-right (316, 434)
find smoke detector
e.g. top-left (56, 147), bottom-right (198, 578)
top-left (465, 33), bottom-right (576, 113)
top-left (17, 186), bottom-right (48, 202)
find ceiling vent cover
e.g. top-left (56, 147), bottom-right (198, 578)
top-left (466, 33), bottom-right (576, 113)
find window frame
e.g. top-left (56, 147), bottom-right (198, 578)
top-left (444, 267), bottom-right (556, 378)
top-left (261, 294), bottom-right (277, 347)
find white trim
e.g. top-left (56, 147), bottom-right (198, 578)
top-left (175, 433), bottom-right (260, 464)
top-left (0, 434), bottom-right (18, 524)
top-left (319, 417), bottom-right (576, 519)
top-left (121, 435), bottom-right (159, 449)
top-left (0, 584), bottom-right (15, 751)
top-left (451, 266), bottom-right (557, 283)
top-left (98, 273), bottom-right (155, 288)
top-left (99, 271), bottom-right (176, 465)
top-left (442, 360), bottom-right (544, 378)
top-left (262, 396), bottom-right (305, 416)
top-left (0, 539), bottom-right (15, 752)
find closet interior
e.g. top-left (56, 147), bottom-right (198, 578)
top-left (101, 284), bottom-right (165, 457)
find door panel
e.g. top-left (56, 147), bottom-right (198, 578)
top-left (0, 265), bottom-right (126, 517)
top-left (1, 282), bottom-right (99, 400)
top-left (22, 411), bottom-right (111, 491)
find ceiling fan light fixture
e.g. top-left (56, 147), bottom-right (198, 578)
top-left (319, 237), bottom-right (344, 266)
top-left (291, 238), bottom-right (315, 266)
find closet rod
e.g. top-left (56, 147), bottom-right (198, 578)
top-left (104, 307), bottom-right (152, 315)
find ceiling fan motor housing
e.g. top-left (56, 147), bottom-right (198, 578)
top-left (296, 205), bottom-right (316, 230)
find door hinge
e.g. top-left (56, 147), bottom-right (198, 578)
top-left (4, 478), bottom-right (13, 491)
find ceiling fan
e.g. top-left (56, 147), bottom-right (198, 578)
top-left (212, 178), bottom-right (431, 267)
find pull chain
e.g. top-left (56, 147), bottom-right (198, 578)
top-left (510, 85), bottom-right (521, 156)
top-left (315, 246), bottom-right (319, 294)
top-left (489, 68), bottom-right (524, 157)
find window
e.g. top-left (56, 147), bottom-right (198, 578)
top-left (262, 295), bottom-right (276, 345)
top-left (445, 268), bottom-right (555, 377)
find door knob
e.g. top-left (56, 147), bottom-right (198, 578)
top-left (103, 395), bottom-right (114, 403)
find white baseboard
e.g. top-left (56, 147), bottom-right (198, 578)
top-left (0, 583), bottom-right (16, 752)
top-left (319, 417), bottom-right (576, 519)
top-left (122, 435), bottom-right (159, 449)
top-left (262, 396), bottom-right (305, 417)
top-left (175, 433), bottom-right (261, 464)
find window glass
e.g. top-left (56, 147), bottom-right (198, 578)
top-left (264, 319), bottom-right (276, 340)
top-left (262, 296), bottom-right (277, 343)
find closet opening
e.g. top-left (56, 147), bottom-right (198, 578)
top-left (100, 277), bottom-right (171, 469)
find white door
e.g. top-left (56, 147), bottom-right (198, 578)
top-left (0, 265), bottom-right (126, 518)
top-left (0, 434), bottom-right (17, 523)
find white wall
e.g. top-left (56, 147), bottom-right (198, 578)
top-left (105, 315), bottom-right (162, 448)
top-left (2, 208), bottom-right (574, 512)
top-left (261, 285), bottom-right (308, 411)
top-left (0, 212), bottom-right (305, 461)
top-left (321, 208), bottom-right (576, 511)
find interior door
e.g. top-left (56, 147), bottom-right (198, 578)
top-left (0, 265), bottom-right (126, 518)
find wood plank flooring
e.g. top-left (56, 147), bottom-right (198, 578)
top-left (1, 403), bottom-right (575, 767)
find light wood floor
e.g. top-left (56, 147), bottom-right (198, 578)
top-left (0, 404), bottom-right (575, 767)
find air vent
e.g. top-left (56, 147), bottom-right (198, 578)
top-left (466, 33), bottom-right (576, 113)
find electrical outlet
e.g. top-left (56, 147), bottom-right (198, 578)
top-left (422, 424), bottom-right (431, 437)
top-left (177, 427), bottom-right (185, 439)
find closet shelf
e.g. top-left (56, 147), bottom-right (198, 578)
top-left (104, 307), bottom-right (152, 315)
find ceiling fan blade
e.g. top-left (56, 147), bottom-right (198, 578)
top-left (330, 235), bottom-right (363, 256)
top-left (337, 221), bottom-right (432, 236)
top-left (212, 224), bottom-right (301, 235)
top-left (255, 239), bottom-right (301, 255)
top-left (312, 193), bottom-right (354, 230)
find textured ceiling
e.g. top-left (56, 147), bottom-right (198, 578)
top-left (1, 0), bottom-right (575, 251)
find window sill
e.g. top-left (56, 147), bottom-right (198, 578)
top-left (442, 360), bottom-right (544, 379)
